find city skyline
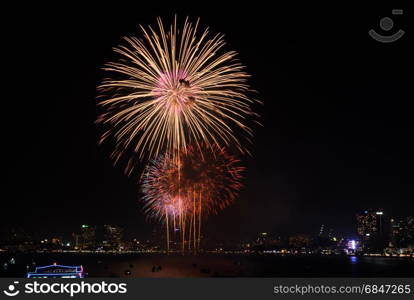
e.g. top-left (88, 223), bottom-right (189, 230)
top-left (2, 209), bottom-right (413, 248)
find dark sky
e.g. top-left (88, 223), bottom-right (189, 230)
top-left (2, 5), bottom-right (413, 241)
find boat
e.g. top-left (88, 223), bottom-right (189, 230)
top-left (27, 263), bottom-right (84, 278)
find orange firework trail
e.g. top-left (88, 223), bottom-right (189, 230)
top-left (97, 16), bottom-right (259, 174)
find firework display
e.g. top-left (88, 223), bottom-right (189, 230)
top-left (97, 17), bottom-right (259, 174)
top-left (141, 145), bottom-right (244, 251)
top-left (98, 16), bottom-right (259, 253)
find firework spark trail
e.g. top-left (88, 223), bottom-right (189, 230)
top-left (140, 144), bottom-right (244, 251)
top-left (97, 17), bottom-right (260, 174)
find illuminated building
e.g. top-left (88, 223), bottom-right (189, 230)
top-left (356, 209), bottom-right (386, 251)
top-left (347, 239), bottom-right (356, 250)
top-left (80, 224), bottom-right (96, 250)
top-left (390, 216), bottom-right (414, 250)
top-left (72, 233), bottom-right (80, 249)
top-left (318, 224), bottom-right (335, 240)
top-left (346, 239), bottom-right (361, 253)
top-left (27, 264), bottom-right (84, 278)
top-left (103, 225), bottom-right (123, 250)
top-left (319, 224), bottom-right (325, 236)
top-left (356, 209), bottom-right (384, 237)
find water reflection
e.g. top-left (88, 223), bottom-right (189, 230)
top-left (350, 256), bottom-right (358, 264)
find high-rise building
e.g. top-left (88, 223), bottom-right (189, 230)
top-left (103, 225), bottom-right (123, 250)
top-left (80, 224), bottom-right (96, 250)
top-left (356, 209), bottom-right (386, 251)
top-left (319, 224), bottom-right (325, 236)
top-left (390, 216), bottom-right (414, 250)
top-left (72, 233), bottom-right (80, 250)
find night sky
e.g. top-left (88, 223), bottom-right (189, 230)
top-left (2, 5), bottom-right (413, 241)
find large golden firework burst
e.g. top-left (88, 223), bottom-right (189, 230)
top-left (97, 17), bottom-right (259, 174)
